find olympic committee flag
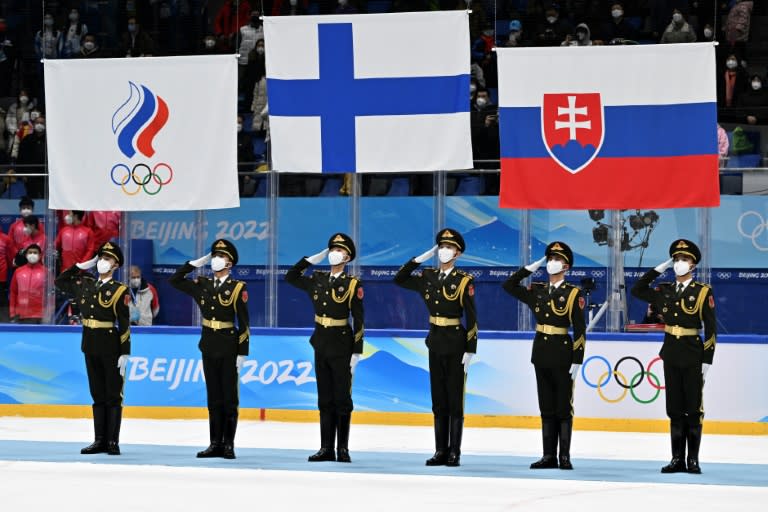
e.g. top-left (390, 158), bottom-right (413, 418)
top-left (44, 55), bottom-right (239, 211)
top-left (497, 43), bottom-right (720, 209)
top-left (264, 11), bottom-right (473, 173)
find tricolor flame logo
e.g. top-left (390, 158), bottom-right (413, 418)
top-left (111, 81), bottom-right (169, 159)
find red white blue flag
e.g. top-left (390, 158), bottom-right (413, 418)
top-left (497, 44), bottom-right (720, 209)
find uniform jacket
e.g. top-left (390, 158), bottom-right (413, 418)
top-left (285, 258), bottom-right (364, 357)
top-left (503, 267), bottom-right (586, 367)
top-left (394, 260), bottom-right (478, 355)
top-left (10, 262), bottom-right (47, 319)
top-left (0, 232), bottom-right (12, 282)
top-left (55, 224), bottom-right (96, 270)
top-left (170, 262), bottom-right (250, 357)
top-left (54, 266), bottom-right (131, 356)
top-left (631, 269), bottom-right (716, 366)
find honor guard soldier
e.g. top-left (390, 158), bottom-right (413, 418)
top-left (631, 239), bottom-right (716, 474)
top-left (286, 233), bottom-right (364, 463)
top-left (394, 228), bottom-right (477, 467)
top-left (170, 239), bottom-right (250, 459)
top-left (502, 241), bottom-right (586, 470)
top-left (55, 242), bottom-right (131, 455)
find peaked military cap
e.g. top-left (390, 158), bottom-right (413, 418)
top-left (436, 228), bottom-right (466, 253)
top-left (211, 239), bottom-right (238, 265)
top-left (669, 239), bottom-right (700, 263)
top-left (98, 242), bottom-right (124, 267)
top-left (328, 233), bottom-right (356, 262)
top-left (546, 241), bottom-right (573, 266)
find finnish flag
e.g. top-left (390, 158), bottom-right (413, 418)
top-left (264, 11), bottom-right (473, 173)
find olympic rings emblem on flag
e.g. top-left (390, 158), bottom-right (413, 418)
top-left (581, 355), bottom-right (664, 404)
top-left (111, 163), bottom-right (174, 196)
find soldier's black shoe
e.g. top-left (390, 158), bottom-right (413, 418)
top-left (445, 452), bottom-right (461, 467)
top-left (661, 457), bottom-right (687, 473)
top-left (559, 455), bottom-right (573, 470)
top-left (197, 443), bottom-right (224, 458)
top-left (81, 440), bottom-right (106, 454)
top-left (221, 445), bottom-right (236, 459)
top-left (308, 448), bottom-right (336, 462)
top-left (336, 448), bottom-right (351, 463)
top-left (686, 458), bottom-right (702, 474)
top-left (530, 455), bottom-right (558, 469)
top-left (425, 450), bottom-right (449, 466)
top-left (106, 442), bottom-right (121, 456)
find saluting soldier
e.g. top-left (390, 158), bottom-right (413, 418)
top-left (394, 228), bottom-right (477, 467)
top-left (631, 239), bottom-right (716, 474)
top-left (502, 241), bottom-right (586, 470)
top-left (55, 242), bottom-right (131, 455)
top-left (170, 239), bottom-right (250, 459)
top-left (285, 233), bottom-right (364, 463)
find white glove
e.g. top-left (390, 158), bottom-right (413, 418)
top-left (654, 257), bottom-right (674, 273)
top-left (414, 245), bottom-right (438, 264)
top-left (117, 355), bottom-right (130, 377)
top-left (76, 255), bottom-right (99, 270)
top-left (525, 256), bottom-right (548, 272)
top-left (702, 363), bottom-right (710, 381)
top-left (461, 352), bottom-right (474, 373)
top-left (350, 353), bottom-right (361, 374)
top-left (569, 363), bottom-right (582, 380)
top-left (305, 248), bottom-right (329, 265)
top-left (236, 355), bottom-right (246, 372)
top-left (190, 253), bottom-right (212, 268)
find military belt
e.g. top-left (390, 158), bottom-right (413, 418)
top-left (664, 325), bottom-right (699, 337)
top-left (429, 316), bottom-right (461, 327)
top-left (314, 315), bottom-right (348, 328)
top-left (82, 319), bottom-right (114, 329)
top-left (536, 324), bottom-right (569, 335)
top-left (202, 319), bottom-right (234, 330)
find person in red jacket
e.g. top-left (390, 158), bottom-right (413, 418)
top-left (0, 230), bottom-right (13, 322)
top-left (8, 196), bottom-right (44, 257)
top-left (12, 215), bottom-right (46, 267)
top-left (83, 211), bottom-right (120, 248)
top-left (55, 210), bottom-right (97, 271)
top-left (10, 244), bottom-right (47, 323)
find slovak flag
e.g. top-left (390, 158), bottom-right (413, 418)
top-left (497, 44), bottom-right (720, 209)
top-left (264, 11), bottom-right (473, 173)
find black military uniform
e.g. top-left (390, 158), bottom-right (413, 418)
top-left (631, 239), bottom-right (716, 474)
top-left (54, 242), bottom-right (130, 455)
top-left (169, 239), bottom-right (250, 459)
top-left (394, 228), bottom-right (478, 467)
top-left (502, 241), bottom-right (586, 470)
top-left (285, 233), bottom-right (364, 463)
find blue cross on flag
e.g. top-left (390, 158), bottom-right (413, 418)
top-left (264, 11), bottom-right (473, 173)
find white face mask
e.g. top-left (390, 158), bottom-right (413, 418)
top-left (672, 13), bottom-right (683, 23)
top-left (84, 41), bottom-right (95, 50)
top-left (256, 46), bottom-right (265, 55)
top-left (26, 253), bottom-right (40, 264)
top-left (19, 95), bottom-right (29, 104)
top-left (34, 123), bottom-right (45, 133)
top-left (204, 39), bottom-right (215, 48)
top-left (130, 278), bottom-right (142, 288)
top-left (546, 259), bottom-right (564, 275)
top-left (726, 59), bottom-right (738, 69)
top-left (64, 214), bottom-right (73, 225)
top-left (476, 97), bottom-right (488, 107)
top-left (20, 208), bottom-right (32, 217)
top-left (97, 259), bottom-right (113, 275)
top-left (30, 111), bottom-right (40, 121)
top-left (328, 250), bottom-right (346, 266)
top-left (612, 9), bottom-right (623, 18)
top-left (752, 81), bottom-right (762, 91)
top-left (673, 260), bottom-right (691, 277)
top-left (704, 28), bottom-right (713, 38)
top-left (211, 256), bottom-right (227, 272)
top-left (438, 247), bottom-right (456, 264)
top-left (546, 16), bottom-right (557, 24)
top-left (237, 123), bottom-right (243, 132)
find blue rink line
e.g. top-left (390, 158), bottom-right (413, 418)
top-left (1, 440), bottom-right (767, 488)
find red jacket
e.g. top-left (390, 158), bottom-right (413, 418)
top-left (84, 211), bottom-right (121, 248)
top-left (214, 0), bottom-right (251, 37)
top-left (55, 224), bottom-right (97, 270)
top-left (10, 262), bottom-right (47, 319)
top-left (0, 232), bottom-right (12, 282)
top-left (9, 217), bottom-right (46, 257)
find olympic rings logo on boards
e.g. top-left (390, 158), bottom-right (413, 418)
top-left (111, 163), bottom-right (174, 196)
top-left (581, 355), bottom-right (664, 404)
top-left (737, 211), bottom-right (768, 251)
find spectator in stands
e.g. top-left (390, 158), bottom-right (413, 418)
top-left (120, 17), bottom-right (154, 57)
top-left (239, 11), bottom-right (263, 108)
top-left (250, 40), bottom-right (268, 139)
top-left (660, 9), bottom-right (697, 44)
top-left (718, 53), bottom-right (748, 107)
top-left (128, 266), bottom-right (155, 326)
top-left (724, 0), bottom-right (753, 60)
top-left (535, 4), bottom-right (573, 47)
top-left (4, 89), bottom-right (36, 151)
top-left (335, 0), bottom-right (359, 14)
top-left (736, 74), bottom-right (768, 125)
top-left (0, 228), bottom-right (11, 322)
top-left (62, 8), bottom-right (88, 58)
top-left (701, 23), bottom-right (715, 42)
top-left (7, 108), bottom-right (39, 160)
top-left (600, 2), bottom-right (638, 44)
top-left (0, 17), bottom-right (17, 97)
top-left (13, 215), bottom-right (46, 267)
top-left (34, 14), bottom-right (62, 60)
top-left (273, 0), bottom-right (308, 15)
top-left (15, 115), bottom-right (47, 198)
top-left (8, 197), bottom-right (37, 251)
top-left (84, 211), bottom-right (121, 248)
top-left (717, 124), bottom-right (729, 165)
top-left (471, 88), bottom-right (500, 164)
top-left (471, 23), bottom-right (498, 89)
top-left (9, 244), bottom-right (47, 324)
top-left (55, 210), bottom-right (96, 272)
top-left (502, 19), bottom-right (526, 48)
top-left (77, 34), bottom-right (106, 58)
top-left (562, 23), bottom-right (593, 46)
top-left (214, 0), bottom-right (252, 42)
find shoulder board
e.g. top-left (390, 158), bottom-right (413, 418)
top-left (455, 269), bottom-right (472, 279)
top-left (347, 274), bottom-right (360, 281)
top-left (424, 268), bottom-right (439, 275)
top-left (111, 280), bottom-right (127, 287)
top-left (80, 274), bottom-right (97, 282)
top-left (531, 282), bottom-right (547, 288)
top-left (562, 282), bottom-right (575, 289)
top-left (314, 270), bottom-right (329, 278)
top-left (693, 281), bottom-right (711, 290)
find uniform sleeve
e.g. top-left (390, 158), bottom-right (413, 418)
top-left (462, 277), bottom-right (478, 353)
top-left (168, 262), bottom-right (200, 299)
top-left (630, 269), bottom-right (662, 303)
top-left (54, 265), bottom-right (82, 297)
top-left (702, 287), bottom-right (717, 365)
top-left (236, 283), bottom-right (250, 356)
top-left (570, 288), bottom-right (587, 364)
top-left (285, 257), bottom-right (313, 292)
top-left (116, 287), bottom-right (131, 356)
top-left (393, 259), bottom-right (422, 291)
top-left (501, 267), bottom-right (535, 306)
top-left (351, 279), bottom-right (365, 355)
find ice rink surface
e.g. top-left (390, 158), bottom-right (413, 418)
top-left (1, 417), bottom-right (767, 511)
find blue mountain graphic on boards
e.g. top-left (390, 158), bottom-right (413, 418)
top-left (550, 140), bottom-right (598, 171)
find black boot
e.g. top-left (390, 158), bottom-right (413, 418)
top-left (81, 405), bottom-right (107, 454)
top-left (558, 418), bottom-right (574, 469)
top-left (531, 418), bottom-right (558, 469)
top-left (425, 416), bottom-right (450, 466)
top-left (308, 412), bottom-right (336, 462)
top-left (105, 406), bottom-right (122, 455)
top-left (336, 414), bottom-right (351, 463)
top-left (686, 422), bottom-right (703, 474)
top-left (197, 409), bottom-right (224, 458)
top-left (221, 409), bottom-right (238, 459)
top-left (445, 416), bottom-right (463, 467)
top-left (661, 419), bottom-right (687, 473)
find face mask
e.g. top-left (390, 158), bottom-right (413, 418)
top-left (84, 41), bottom-right (95, 50)
top-left (577, 31), bottom-right (586, 41)
top-left (546, 259), bottom-right (564, 275)
top-left (508, 32), bottom-right (520, 42)
top-left (64, 214), bottom-right (73, 225)
top-left (469, 83), bottom-right (477, 93)
top-left (546, 16), bottom-right (557, 24)
top-left (19, 96), bottom-right (29, 105)
top-left (204, 39), bottom-right (215, 48)
top-left (612, 9), bottom-right (623, 18)
top-left (704, 28), bottom-right (713, 38)
top-left (44, 18), bottom-right (54, 27)
top-left (26, 253), bottom-right (40, 264)
top-left (69, 13), bottom-right (79, 21)
top-left (34, 123), bottom-right (45, 133)
top-left (483, 29), bottom-right (494, 37)
top-left (97, 259), bottom-right (113, 275)
top-left (328, 250), bottom-right (346, 266)
top-left (237, 123), bottom-right (243, 132)
top-left (673, 260), bottom-right (691, 277)
top-left (672, 13), bottom-right (683, 23)
top-left (752, 81), bottom-right (762, 91)
top-left (256, 46), bottom-right (265, 55)
top-left (438, 247), bottom-right (456, 264)
top-left (20, 208), bottom-right (32, 217)
top-left (128, 23), bottom-right (136, 32)
top-left (130, 278), bottom-right (142, 288)
top-left (23, 226), bottom-right (32, 235)
top-left (211, 256), bottom-right (227, 272)
top-left (30, 111), bottom-right (40, 121)
top-left (476, 97), bottom-right (488, 107)
top-left (726, 59), bottom-right (737, 69)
